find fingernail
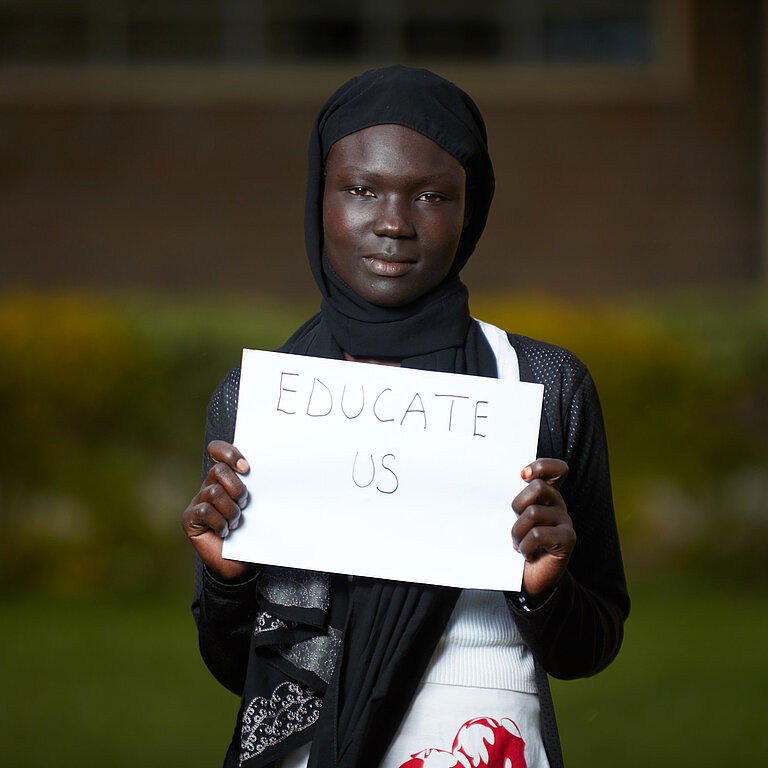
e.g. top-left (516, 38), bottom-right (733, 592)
top-left (238, 492), bottom-right (249, 509)
top-left (521, 466), bottom-right (532, 480)
top-left (236, 458), bottom-right (250, 473)
top-left (221, 524), bottom-right (229, 538)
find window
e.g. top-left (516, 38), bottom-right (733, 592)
top-left (0, 0), bottom-right (657, 65)
top-left (0, 1), bottom-right (690, 103)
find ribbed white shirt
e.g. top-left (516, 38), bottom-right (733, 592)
top-left (423, 589), bottom-right (537, 693)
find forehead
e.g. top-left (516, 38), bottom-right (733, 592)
top-left (325, 124), bottom-right (465, 180)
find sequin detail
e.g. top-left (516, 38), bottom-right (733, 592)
top-left (253, 610), bottom-right (288, 636)
top-left (239, 681), bottom-right (322, 765)
top-left (278, 626), bottom-right (342, 685)
top-left (259, 568), bottom-right (330, 611)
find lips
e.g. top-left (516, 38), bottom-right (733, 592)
top-left (363, 255), bottom-right (416, 277)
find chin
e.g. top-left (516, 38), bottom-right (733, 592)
top-left (360, 278), bottom-right (439, 309)
top-left (364, 290), bottom-right (420, 309)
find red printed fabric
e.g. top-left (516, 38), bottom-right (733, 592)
top-left (398, 716), bottom-right (527, 768)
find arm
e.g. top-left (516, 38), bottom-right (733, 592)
top-left (508, 365), bottom-right (629, 680)
top-left (186, 368), bottom-right (260, 694)
top-left (192, 557), bottom-right (260, 694)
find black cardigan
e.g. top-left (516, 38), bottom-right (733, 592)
top-left (191, 333), bottom-right (630, 768)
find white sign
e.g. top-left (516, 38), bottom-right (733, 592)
top-left (222, 349), bottom-right (543, 591)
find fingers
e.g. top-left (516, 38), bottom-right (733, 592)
top-left (512, 476), bottom-right (563, 516)
top-left (521, 458), bottom-right (568, 489)
top-left (207, 439), bottom-right (250, 474)
top-left (513, 511), bottom-right (576, 560)
top-left (183, 441), bottom-right (250, 541)
top-left (204, 459), bottom-right (249, 510)
top-left (181, 505), bottom-right (254, 583)
top-left (512, 502), bottom-right (570, 550)
top-left (184, 482), bottom-right (244, 539)
top-left (182, 440), bottom-right (255, 581)
top-left (512, 457), bottom-right (575, 564)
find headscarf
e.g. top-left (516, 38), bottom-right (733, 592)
top-left (295, 63), bottom-right (495, 364)
top-left (228, 65), bottom-right (497, 768)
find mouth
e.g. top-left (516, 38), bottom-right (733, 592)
top-left (362, 255), bottom-right (416, 277)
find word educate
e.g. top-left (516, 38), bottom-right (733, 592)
top-left (276, 371), bottom-right (491, 435)
top-left (275, 370), bottom-right (493, 495)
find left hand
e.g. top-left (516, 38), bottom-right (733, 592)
top-left (512, 458), bottom-right (576, 606)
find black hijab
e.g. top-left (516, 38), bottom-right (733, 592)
top-left (288, 63), bottom-right (495, 367)
top-left (230, 65), bottom-right (498, 768)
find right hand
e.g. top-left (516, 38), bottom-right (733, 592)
top-left (182, 440), bottom-right (254, 582)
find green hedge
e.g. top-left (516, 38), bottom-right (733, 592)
top-left (0, 291), bottom-right (305, 594)
top-left (474, 289), bottom-right (768, 580)
top-left (1, 288), bottom-right (766, 594)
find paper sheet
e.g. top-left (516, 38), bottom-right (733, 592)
top-left (222, 349), bottom-right (543, 591)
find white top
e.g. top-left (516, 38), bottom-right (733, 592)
top-left (423, 589), bottom-right (537, 693)
top-left (281, 590), bottom-right (549, 768)
top-left (281, 321), bottom-right (549, 768)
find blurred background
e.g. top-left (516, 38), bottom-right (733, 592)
top-left (1, 0), bottom-right (766, 765)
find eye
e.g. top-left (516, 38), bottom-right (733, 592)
top-left (347, 186), bottom-right (375, 197)
top-left (417, 192), bottom-right (446, 203)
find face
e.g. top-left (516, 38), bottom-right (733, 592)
top-left (322, 124), bottom-right (467, 308)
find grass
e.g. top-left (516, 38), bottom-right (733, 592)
top-left (1, 592), bottom-right (237, 767)
top-left (2, 573), bottom-right (765, 767)
top-left (552, 574), bottom-right (768, 765)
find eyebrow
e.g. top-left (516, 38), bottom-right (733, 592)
top-left (339, 165), bottom-right (381, 178)
top-left (338, 165), bottom-right (460, 184)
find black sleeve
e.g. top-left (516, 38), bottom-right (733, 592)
top-left (508, 349), bottom-right (630, 680)
top-left (190, 366), bottom-right (259, 695)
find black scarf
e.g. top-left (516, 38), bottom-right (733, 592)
top-left (230, 65), bottom-right (496, 768)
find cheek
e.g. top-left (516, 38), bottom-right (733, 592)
top-left (426, 214), bottom-right (465, 264)
top-left (323, 200), bottom-right (358, 250)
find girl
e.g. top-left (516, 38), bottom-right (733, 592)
top-left (183, 65), bottom-right (629, 768)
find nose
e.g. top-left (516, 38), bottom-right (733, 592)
top-left (373, 197), bottom-right (415, 238)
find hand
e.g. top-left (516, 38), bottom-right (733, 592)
top-left (512, 458), bottom-right (576, 606)
top-left (182, 440), bottom-right (255, 582)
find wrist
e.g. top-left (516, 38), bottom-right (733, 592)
top-left (204, 562), bottom-right (260, 588)
top-left (516, 584), bottom-right (556, 611)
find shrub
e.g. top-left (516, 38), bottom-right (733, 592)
top-left (1, 288), bottom-right (766, 593)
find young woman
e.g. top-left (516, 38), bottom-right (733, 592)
top-left (182, 65), bottom-right (629, 768)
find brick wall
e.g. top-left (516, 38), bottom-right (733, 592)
top-left (1, 1), bottom-right (762, 298)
